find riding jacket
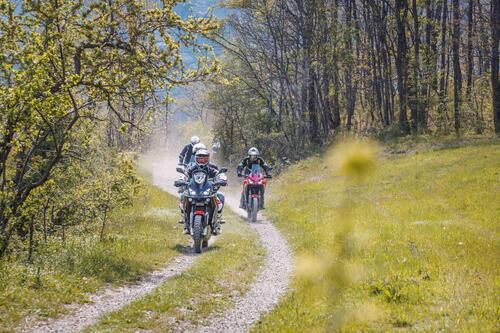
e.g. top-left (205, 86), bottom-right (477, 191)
top-left (237, 157), bottom-right (270, 176)
top-left (178, 143), bottom-right (194, 165)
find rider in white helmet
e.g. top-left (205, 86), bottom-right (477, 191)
top-left (237, 147), bottom-right (271, 208)
top-left (177, 141), bottom-right (205, 225)
top-left (189, 143), bottom-right (206, 166)
top-left (178, 136), bottom-right (200, 165)
top-left (181, 149), bottom-right (226, 235)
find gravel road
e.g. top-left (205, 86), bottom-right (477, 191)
top-left (20, 155), bottom-right (293, 333)
top-left (193, 193), bottom-right (293, 333)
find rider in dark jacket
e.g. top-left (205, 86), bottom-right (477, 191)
top-left (186, 161), bottom-right (219, 179)
top-left (182, 149), bottom-right (226, 235)
top-left (237, 147), bottom-right (271, 208)
top-left (178, 136), bottom-right (200, 165)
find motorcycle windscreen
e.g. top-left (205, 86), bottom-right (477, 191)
top-left (251, 164), bottom-right (262, 174)
top-left (188, 180), bottom-right (212, 196)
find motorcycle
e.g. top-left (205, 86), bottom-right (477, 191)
top-left (239, 164), bottom-right (271, 222)
top-left (175, 166), bottom-right (227, 253)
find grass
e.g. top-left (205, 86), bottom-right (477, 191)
top-left (252, 138), bottom-right (499, 332)
top-left (84, 208), bottom-right (264, 332)
top-left (0, 182), bottom-right (188, 333)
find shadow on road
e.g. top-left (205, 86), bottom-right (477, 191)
top-left (171, 243), bottom-right (221, 255)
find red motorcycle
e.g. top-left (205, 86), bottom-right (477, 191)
top-left (240, 165), bottom-right (271, 222)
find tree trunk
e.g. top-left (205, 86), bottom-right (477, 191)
top-left (42, 200), bottom-right (48, 244)
top-left (438, 0), bottom-right (449, 132)
top-left (492, 0), bottom-right (500, 133)
top-left (410, 0), bottom-right (421, 133)
top-left (345, 0), bottom-right (357, 131)
top-left (452, 0), bottom-right (462, 135)
top-left (330, 0), bottom-right (341, 130)
top-left (28, 216), bottom-right (34, 262)
top-left (395, 0), bottom-right (410, 134)
top-left (466, 0), bottom-right (474, 99)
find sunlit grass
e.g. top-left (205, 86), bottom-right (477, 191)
top-left (253, 138), bottom-right (499, 332)
top-left (85, 208), bottom-right (264, 332)
top-left (0, 183), bottom-right (188, 333)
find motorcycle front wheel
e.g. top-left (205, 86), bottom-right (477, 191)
top-left (251, 197), bottom-right (258, 222)
top-left (193, 215), bottom-right (203, 253)
top-left (246, 199), bottom-right (252, 219)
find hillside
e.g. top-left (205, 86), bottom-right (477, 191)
top-left (254, 139), bottom-right (500, 332)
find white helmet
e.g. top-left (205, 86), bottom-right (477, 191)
top-left (190, 136), bottom-right (200, 145)
top-left (248, 147), bottom-right (259, 161)
top-left (195, 148), bottom-right (210, 166)
top-left (193, 143), bottom-right (206, 153)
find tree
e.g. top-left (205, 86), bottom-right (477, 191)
top-left (209, 0), bottom-right (497, 162)
top-left (452, 0), bottom-right (462, 135)
top-left (0, 0), bottom-right (219, 257)
top-left (492, 0), bottom-right (500, 133)
top-left (395, 0), bottom-right (410, 134)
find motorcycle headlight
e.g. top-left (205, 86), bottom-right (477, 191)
top-left (202, 190), bottom-right (210, 196)
top-left (248, 180), bottom-right (254, 184)
top-left (189, 188), bottom-right (196, 195)
top-left (193, 172), bottom-right (206, 185)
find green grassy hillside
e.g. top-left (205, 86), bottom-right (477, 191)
top-left (253, 139), bottom-right (499, 332)
top-left (0, 183), bottom-right (188, 332)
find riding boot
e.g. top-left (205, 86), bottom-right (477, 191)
top-left (183, 218), bottom-right (190, 235)
top-left (239, 193), bottom-right (245, 209)
top-left (212, 216), bottom-right (222, 235)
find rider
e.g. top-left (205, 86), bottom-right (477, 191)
top-left (178, 136), bottom-right (200, 165)
top-left (183, 149), bottom-right (226, 235)
top-left (237, 147), bottom-right (271, 209)
top-left (177, 143), bottom-right (216, 223)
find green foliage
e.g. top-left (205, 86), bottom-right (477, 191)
top-left (253, 139), bottom-right (499, 332)
top-left (0, 181), bottom-right (187, 331)
top-left (0, 0), bottom-right (220, 257)
top-left (209, 0), bottom-right (497, 166)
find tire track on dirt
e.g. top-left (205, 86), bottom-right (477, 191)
top-left (22, 252), bottom-right (198, 333)
top-left (193, 193), bottom-right (293, 333)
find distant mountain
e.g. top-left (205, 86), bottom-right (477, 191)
top-left (175, 0), bottom-right (229, 20)
top-left (170, 1), bottom-right (229, 103)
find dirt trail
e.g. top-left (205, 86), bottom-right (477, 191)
top-left (149, 154), bottom-right (293, 333)
top-left (146, 154), bottom-right (293, 333)
top-left (194, 192), bottom-right (293, 333)
top-left (21, 156), bottom-right (207, 333)
top-left (22, 254), bottom-right (197, 333)
top-left (21, 154), bottom-right (293, 333)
